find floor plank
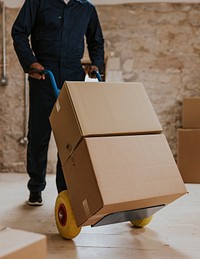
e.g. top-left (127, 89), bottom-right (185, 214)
top-left (0, 173), bottom-right (199, 259)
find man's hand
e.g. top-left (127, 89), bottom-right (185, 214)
top-left (29, 62), bottom-right (45, 80)
top-left (88, 65), bottom-right (99, 78)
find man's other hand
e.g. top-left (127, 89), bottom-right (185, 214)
top-left (88, 65), bottom-right (99, 78)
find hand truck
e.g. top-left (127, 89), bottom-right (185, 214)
top-left (42, 69), bottom-right (162, 240)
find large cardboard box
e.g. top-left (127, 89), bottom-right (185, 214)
top-left (63, 134), bottom-right (186, 227)
top-left (50, 81), bottom-right (162, 165)
top-left (177, 128), bottom-right (200, 183)
top-left (182, 97), bottom-right (200, 128)
top-left (0, 227), bottom-right (46, 259)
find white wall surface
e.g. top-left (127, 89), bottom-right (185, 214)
top-left (3, 0), bottom-right (200, 8)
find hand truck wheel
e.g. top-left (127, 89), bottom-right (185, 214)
top-left (55, 190), bottom-right (81, 239)
top-left (130, 215), bottom-right (153, 228)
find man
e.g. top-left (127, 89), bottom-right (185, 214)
top-left (11, 0), bottom-right (104, 206)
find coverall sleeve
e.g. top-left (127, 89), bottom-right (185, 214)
top-left (85, 7), bottom-right (104, 73)
top-left (11, 0), bottom-right (39, 73)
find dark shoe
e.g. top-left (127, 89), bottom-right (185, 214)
top-left (28, 192), bottom-right (43, 206)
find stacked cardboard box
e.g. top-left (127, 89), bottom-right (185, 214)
top-left (50, 81), bottom-right (186, 227)
top-left (0, 226), bottom-right (46, 259)
top-left (177, 97), bottom-right (200, 183)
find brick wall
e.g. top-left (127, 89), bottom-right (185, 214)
top-left (0, 3), bottom-right (200, 173)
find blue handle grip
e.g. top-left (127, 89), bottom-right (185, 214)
top-left (44, 70), bottom-right (60, 99)
top-left (94, 70), bottom-right (103, 82)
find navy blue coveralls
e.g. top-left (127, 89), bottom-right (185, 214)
top-left (11, 0), bottom-right (104, 193)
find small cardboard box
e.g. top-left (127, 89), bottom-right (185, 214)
top-left (182, 97), bottom-right (200, 128)
top-left (177, 128), bottom-right (200, 183)
top-left (0, 227), bottom-right (46, 259)
top-left (63, 134), bottom-right (186, 227)
top-left (50, 81), bottom-right (162, 165)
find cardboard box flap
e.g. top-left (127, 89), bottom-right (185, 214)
top-left (66, 81), bottom-right (162, 135)
top-left (87, 134), bottom-right (186, 205)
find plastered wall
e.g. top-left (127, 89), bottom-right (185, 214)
top-left (0, 3), bottom-right (200, 173)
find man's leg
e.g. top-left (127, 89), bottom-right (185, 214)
top-left (27, 77), bottom-right (55, 205)
top-left (56, 155), bottom-right (67, 193)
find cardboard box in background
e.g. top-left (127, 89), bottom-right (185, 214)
top-left (63, 134), bottom-right (186, 227)
top-left (177, 129), bottom-right (200, 183)
top-left (182, 97), bottom-right (200, 128)
top-left (50, 81), bottom-right (163, 165)
top-left (0, 227), bottom-right (46, 259)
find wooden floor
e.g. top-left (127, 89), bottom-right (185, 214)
top-left (0, 173), bottom-right (200, 259)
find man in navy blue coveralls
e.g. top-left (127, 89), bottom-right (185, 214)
top-left (11, 0), bottom-right (104, 205)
